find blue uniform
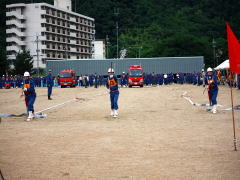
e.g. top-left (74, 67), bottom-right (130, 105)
top-left (23, 78), bottom-right (36, 113)
top-left (106, 75), bottom-right (119, 110)
top-left (46, 73), bottom-right (53, 99)
top-left (206, 73), bottom-right (218, 105)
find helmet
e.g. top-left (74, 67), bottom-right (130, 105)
top-left (108, 68), bottom-right (114, 73)
top-left (24, 72), bottom-right (30, 77)
top-left (202, 69), bottom-right (204, 72)
top-left (48, 69), bottom-right (52, 72)
top-left (207, 67), bottom-right (213, 72)
top-left (122, 72), bottom-right (125, 74)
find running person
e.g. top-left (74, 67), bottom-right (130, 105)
top-left (206, 67), bottom-right (218, 114)
top-left (106, 68), bottom-right (119, 118)
top-left (21, 72), bottom-right (36, 121)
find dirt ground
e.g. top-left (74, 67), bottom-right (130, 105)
top-left (0, 84), bottom-right (240, 180)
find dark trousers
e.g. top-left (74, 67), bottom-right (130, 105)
top-left (209, 89), bottom-right (218, 105)
top-left (25, 95), bottom-right (36, 112)
top-left (48, 85), bottom-right (52, 98)
top-left (110, 91), bottom-right (119, 110)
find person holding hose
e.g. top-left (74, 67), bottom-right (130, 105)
top-left (106, 68), bottom-right (119, 118)
top-left (206, 67), bottom-right (218, 114)
top-left (21, 72), bottom-right (36, 121)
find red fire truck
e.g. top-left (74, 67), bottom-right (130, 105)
top-left (59, 69), bottom-right (77, 88)
top-left (128, 65), bottom-right (144, 87)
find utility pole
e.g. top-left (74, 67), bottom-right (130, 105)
top-left (36, 35), bottom-right (40, 77)
top-left (114, 8), bottom-right (119, 59)
top-left (106, 35), bottom-right (109, 59)
top-left (212, 38), bottom-right (216, 67)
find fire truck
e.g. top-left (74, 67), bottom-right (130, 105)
top-left (59, 69), bottom-right (77, 88)
top-left (128, 65), bottom-right (144, 87)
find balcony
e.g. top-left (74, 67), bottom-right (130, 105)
top-left (6, 37), bottom-right (26, 46)
top-left (6, 45), bottom-right (21, 52)
top-left (6, 28), bottom-right (25, 37)
top-left (6, 11), bottom-right (25, 19)
top-left (6, 20), bottom-right (26, 29)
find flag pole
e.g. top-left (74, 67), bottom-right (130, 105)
top-left (230, 72), bottom-right (237, 151)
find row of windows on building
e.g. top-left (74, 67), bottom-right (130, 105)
top-left (43, 43), bottom-right (92, 53)
top-left (42, 19), bottom-right (94, 33)
top-left (42, 26), bottom-right (94, 39)
top-left (43, 52), bottom-right (91, 60)
top-left (41, 6), bottom-right (94, 26)
top-left (43, 34), bottom-right (92, 46)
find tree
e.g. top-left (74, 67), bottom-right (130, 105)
top-left (14, 50), bottom-right (33, 75)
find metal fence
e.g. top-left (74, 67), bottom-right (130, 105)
top-left (46, 56), bottom-right (204, 76)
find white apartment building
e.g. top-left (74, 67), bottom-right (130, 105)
top-left (93, 40), bottom-right (106, 59)
top-left (6, 0), bottom-right (95, 68)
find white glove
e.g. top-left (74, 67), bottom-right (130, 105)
top-left (24, 88), bottom-right (27, 91)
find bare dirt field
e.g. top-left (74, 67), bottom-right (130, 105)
top-left (0, 84), bottom-right (240, 180)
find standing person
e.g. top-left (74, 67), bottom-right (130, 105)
top-left (94, 73), bottom-right (98, 88)
top-left (46, 69), bottom-right (53, 100)
top-left (106, 68), bottom-right (119, 118)
top-left (206, 67), bottom-right (218, 114)
top-left (21, 72), bottom-right (36, 121)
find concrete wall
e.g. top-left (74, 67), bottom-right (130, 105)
top-left (46, 57), bottom-right (204, 76)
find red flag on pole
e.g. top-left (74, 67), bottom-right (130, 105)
top-left (226, 23), bottom-right (238, 151)
top-left (226, 23), bottom-right (240, 73)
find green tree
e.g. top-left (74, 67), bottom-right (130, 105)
top-left (14, 50), bottom-right (33, 75)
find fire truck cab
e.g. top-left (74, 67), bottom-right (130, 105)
top-left (59, 69), bottom-right (76, 88)
top-left (128, 65), bottom-right (144, 88)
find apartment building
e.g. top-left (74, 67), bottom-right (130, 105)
top-left (6, 0), bottom-right (95, 68)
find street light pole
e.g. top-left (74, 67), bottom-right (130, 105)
top-left (212, 38), bottom-right (216, 67)
top-left (106, 35), bottom-right (109, 59)
top-left (114, 8), bottom-right (119, 59)
top-left (36, 35), bottom-right (40, 77)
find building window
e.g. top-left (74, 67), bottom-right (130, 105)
top-left (77, 56), bottom-right (79, 59)
top-left (57, 28), bottom-right (60, 33)
top-left (42, 59), bottom-right (46, 64)
top-left (47, 54), bottom-right (50, 57)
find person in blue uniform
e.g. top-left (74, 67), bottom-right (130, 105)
top-left (206, 67), bottom-right (218, 114)
top-left (121, 72), bottom-right (127, 87)
top-left (106, 68), bottom-right (119, 118)
top-left (46, 69), bottom-right (53, 100)
top-left (21, 72), bottom-right (36, 121)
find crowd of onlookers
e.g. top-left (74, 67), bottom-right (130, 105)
top-left (1, 70), bottom-right (240, 89)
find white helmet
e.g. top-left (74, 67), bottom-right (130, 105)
top-left (207, 67), bottom-right (213, 72)
top-left (108, 68), bottom-right (114, 73)
top-left (122, 72), bottom-right (125, 74)
top-left (24, 71), bottom-right (30, 77)
top-left (202, 69), bottom-right (204, 72)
